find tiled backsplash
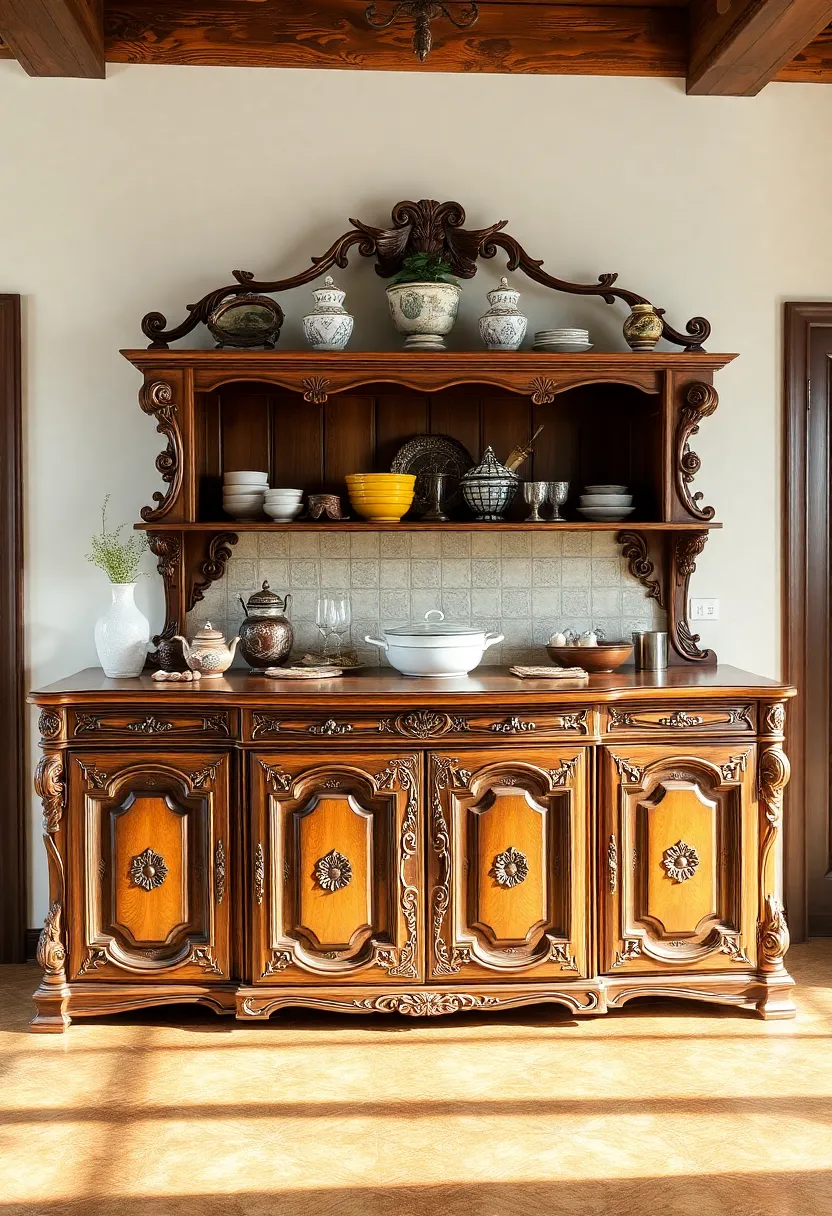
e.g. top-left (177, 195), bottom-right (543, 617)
top-left (189, 530), bottom-right (666, 667)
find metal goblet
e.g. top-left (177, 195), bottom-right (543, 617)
top-left (523, 481), bottom-right (549, 523)
top-left (547, 481), bottom-right (569, 521)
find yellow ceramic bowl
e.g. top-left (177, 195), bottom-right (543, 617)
top-left (348, 491), bottom-right (415, 503)
top-left (350, 498), bottom-right (413, 523)
top-left (345, 473), bottom-right (416, 488)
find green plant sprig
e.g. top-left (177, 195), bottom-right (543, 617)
top-left (387, 252), bottom-right (459, 287)
top-left (86, 496), bottom-right (147, 584)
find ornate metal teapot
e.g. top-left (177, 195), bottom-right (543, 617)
top-left (173, 622), bottom-right (239, 679)
top-left (238, 582), bottom-right (294, 670)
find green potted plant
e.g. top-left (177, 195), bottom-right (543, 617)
top-left (385, 253), bottom-right (462, 351)
top-left (87, 496), bottom-right (149, 678)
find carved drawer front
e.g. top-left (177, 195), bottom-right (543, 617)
top-left (604, 704), bottom-right (755, 736)
top-left (250, 750), bottom-right (421, 985)
top-left (244, 707), bottom-right (594, 744)
top-left (70, 708), bottom-right (233, 741)
top-left (69, 750), bottom-right (232, 982)
top-left (600, 744), bottom-right (758, 975)
top-left (427, 746), bottom-right (589, 982)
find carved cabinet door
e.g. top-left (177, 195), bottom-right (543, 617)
top-left (427, 747), bottom-right (589, 981)
top-left (250, 751), bottom-right (421, 984)
top-left (68, 750), bottom-right (232, 982)
top-left (600, 744), bottom-right (758, 973)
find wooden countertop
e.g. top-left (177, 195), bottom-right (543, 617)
top-left (29, 665), bottom-right (795, 708)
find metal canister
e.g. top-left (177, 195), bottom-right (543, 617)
top-left (238, 582), bottom-right (294, 669)
top-left (632, 630), bottom-right (668, 671)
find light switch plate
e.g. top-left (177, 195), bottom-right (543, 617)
top-left (689, 598), bottom-right (720, 621)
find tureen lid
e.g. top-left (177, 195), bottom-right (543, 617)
top-left (193, 622), bottom-right (226, 642)
top-left (245, 581), bottom-right (286, 611)
top-left (383, 610), bottom-right (486, 638)
top-left (462, 446), bottom-right (518, 481)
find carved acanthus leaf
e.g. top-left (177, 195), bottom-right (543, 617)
top-left (37, 902), bottom-right (67, 978)
top-left (35, 753), bottom-right (65, 835)
top-left (618, 530), bottom-right (665, 608)
top-left (676, 382), bottom-right (718, 521)
top-left (353, 992), bottom-right (499, 1017)
top-left (759, 895), bottom-right (790, 968)
top-left (612, 755), bottom-right (643, 784)
top-left (189, 532), bottom-right (239, 611)
top-left (548, 756), bottom-right (580, 785)
top-left (259, 760), bottom-right (292, 792)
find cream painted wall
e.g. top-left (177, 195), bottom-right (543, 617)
top-left (2, 60), bottom-right (831, 922)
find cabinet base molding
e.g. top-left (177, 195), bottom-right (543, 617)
top-left (30, 971), bottom-right (796, 1031)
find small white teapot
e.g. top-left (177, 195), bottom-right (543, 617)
top-left (173, 622), bottom-right (239, 679)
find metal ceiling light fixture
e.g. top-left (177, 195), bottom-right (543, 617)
top-left (365, 0), bottom-right (479, 62)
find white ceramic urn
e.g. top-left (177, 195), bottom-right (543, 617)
top-left (302, 276), bottom-right (354, 351)
top-left (94, 583), bottom-right (150, 678)
top-left (385, 281), bottom-right (461, 351)
top-left (478, 277), bottom-right (528, 351)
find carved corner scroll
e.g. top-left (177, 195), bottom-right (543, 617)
top-left (139, 381), bottom-right (183, 522)
top-left (669, 531), bottom-right (716, 665)
top-left (35, 753), bottom-right (65, 836)
top-left (141, 199), bottom-right (710, 351)
top-left (676, 383), bottom-right (718, 522)
top-left (617, 531), bottom-right (665, 609)
top-left (188, 532), bottom-right (239, 612)
top-left (37, 902), bottom-right (67, 980)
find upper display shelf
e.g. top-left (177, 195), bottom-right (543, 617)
top-left (137, 198), bottom-right (718, 353)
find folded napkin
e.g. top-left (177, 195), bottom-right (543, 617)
top-left (510, 665), bottom-right (588, 679)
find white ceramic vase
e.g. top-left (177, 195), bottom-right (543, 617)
top-left (386, 281), bottom-right (461, 351)
top-left (478, 277), bottom-right (528, 351)
top-left (94, 583), bottom-right (150, 678)
top-left (302, 276), bottom-right (354, 351)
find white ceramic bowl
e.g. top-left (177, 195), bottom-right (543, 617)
top-left (584, 484), bottom-right (627, 494)
top-left (224, 505), bottom-right (265, 519)
top-left (264, 504), bottom-right (303, 521)
top-left (224, 471), bottom-right (268, 486)
top-left (579, 494), bottom-right (633, 506)
top-left (576, 506), bottom-right (635, 521)
top-left (264, 491), bottom-right (303, 501)
top-left (224, 493), bottom-right (265, 505)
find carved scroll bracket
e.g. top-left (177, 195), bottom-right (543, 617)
top-left (669, 532), bottom-right (716, 665)
top-left (676, 383), bottom-right (718, 522)
top-left (188, 532), bottom-right (239, 613)
top-left (139, 381), bottom-right (183, 522)
top-left (617, 531), bottom-right (666, 610)
top-left (140, 199), bottom-right (710, 351)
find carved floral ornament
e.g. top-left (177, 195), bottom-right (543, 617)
top-left (129, 847), bottom-right (169, 891)
top-left (314, 849), bottom-right (353, 892)
top-left (492, 846), bottom-right (528, 888)
top-left (140, 199), bottom-right (710, 351)
top-left (662, 840), bottom-right (700, 883)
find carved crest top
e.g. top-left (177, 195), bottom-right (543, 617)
top-left (140, 198), bottom-right (712, 352)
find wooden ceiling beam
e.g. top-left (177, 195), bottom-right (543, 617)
top-left (0, 0), bottom-right (104, 76)
top-left (687, 0), bottom-right (832, 95)
top-left (102, 1), bottom-right (686, 75)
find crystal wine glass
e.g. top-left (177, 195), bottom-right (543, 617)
top-left (315, 597), bottom-right (337, 660)
top-left (330, 596), bottom-right (351, 664)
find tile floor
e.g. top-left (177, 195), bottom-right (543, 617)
top-left (2, 942), bottom-right (831, 1215)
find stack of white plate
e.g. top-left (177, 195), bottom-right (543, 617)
top-left (264, 488), bottom-right (304, 521)
top-left (223, 471), bottom-right (267, 519)
top-left (576, 484), bottom-right (634, 522)
top-left (533, 328), bottom-right (592, 354)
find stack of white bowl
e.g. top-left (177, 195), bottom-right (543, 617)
top-left (533, 328), bottom-right (592, 353)
top-left (223, 471), bottom-right (267, 519)
top-left (264, 488), bottom-right (304, 521)
top-left (576, 484), bottom-right (634, 522)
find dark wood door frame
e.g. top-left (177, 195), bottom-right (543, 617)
top-left (783, 301), bottom-right (832, 940)
top-left (0, 294), bottom-right (25, 961)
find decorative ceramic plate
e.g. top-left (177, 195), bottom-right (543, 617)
top-left (261, 666), bottom-right (344, 679)
top-left (390, 434), bottom-right (474, 517)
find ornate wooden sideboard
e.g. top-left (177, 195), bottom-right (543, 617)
top-left (29, 667), bottom-right (795, 1031)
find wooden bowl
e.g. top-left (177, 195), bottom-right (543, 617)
top-left (546, 642), bottom-right (633, 673)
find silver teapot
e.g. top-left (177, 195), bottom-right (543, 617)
top-left (238, 582), bottom-right (293, 670)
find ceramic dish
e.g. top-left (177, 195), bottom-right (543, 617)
top-left (585, 484), bottom-right (627, 494)
top-left (546, 642), bottom-right (633, 673)
top-left (365, 609), bottom-right (503, 678)
top-left (579, 494), bottom-right (633, 506)
top-left (224, 471), bottom-right (268, 486)
top-left (533, 343), bottom-right (594, 354)
top-left (576, 506), bottom-right (635, 521)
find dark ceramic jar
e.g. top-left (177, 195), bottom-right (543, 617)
top-left (238, 582), bottom-right (293, 669)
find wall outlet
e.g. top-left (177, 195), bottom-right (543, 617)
top-left (689, 598), bottom-right (720, 621)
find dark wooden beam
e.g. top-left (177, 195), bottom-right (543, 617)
top-left (103, 1), bottom-right (686, 75)
top-left (0, 0), bottom-right (104, 77)
top-left (777, 21), bottom-right (832, 79)
top-left (688, 0), bottom-right (832, 95)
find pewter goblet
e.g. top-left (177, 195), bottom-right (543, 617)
top-left (423, 472), bottom-right (451, 522)
top-left (523, 481), bottom-right (549, 523)
top-left (548, 481), bottom-right (569, 521)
